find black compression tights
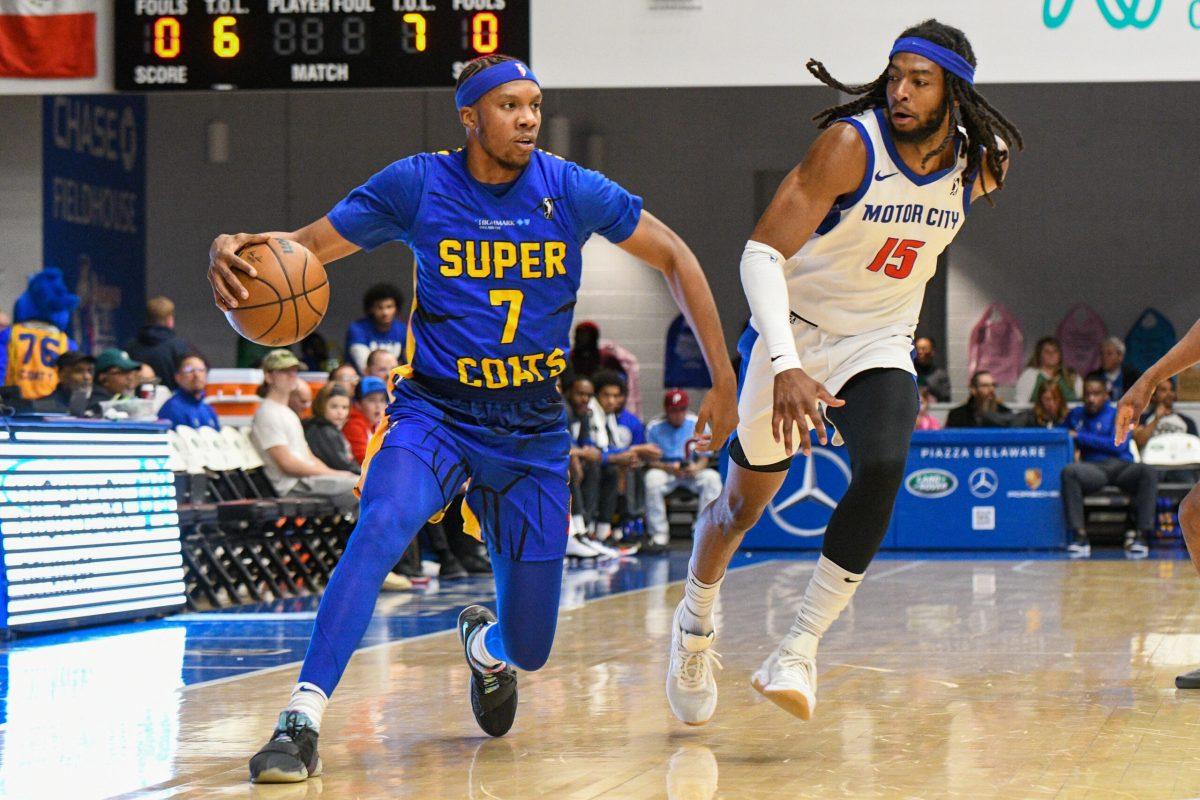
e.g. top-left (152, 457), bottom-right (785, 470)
top-left (821, 368), bottom-right (919, 574)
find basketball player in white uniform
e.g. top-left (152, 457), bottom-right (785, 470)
top-left (665, 20), bottom-right (1023, 724)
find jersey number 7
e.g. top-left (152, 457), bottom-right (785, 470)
top-left (489, 289), bottom-right (524, 344)
top-left (865, 238), bottom-right (925, 280)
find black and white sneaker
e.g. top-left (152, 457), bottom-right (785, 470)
top-left (1124, 531), bottom-right (1150, 558)
top-left (249, 711), bottom-right (322, 783)
top-left (458, 605), bottom-right (518, 737)
top-left (1176, 666), bottom-right (1200, 688)
top-left (1067, 531), bottom-right (1091, 558)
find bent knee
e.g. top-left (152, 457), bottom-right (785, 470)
top-left (854, 455), bottom-right (907, 486)
top-left (710, 491), bottom-right (765, 533)
top-left (644, 469), bottom-right (670, 491)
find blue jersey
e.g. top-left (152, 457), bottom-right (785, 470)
top-left (328, 149), bottom-right (642, 400)
top-left (344, 316), bottom-right (406, 374)
top-left (1062, 403), bottom-right (1132, 463)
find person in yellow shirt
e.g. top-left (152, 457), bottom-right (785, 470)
top-left (0, 268), bottom-right (79, 400)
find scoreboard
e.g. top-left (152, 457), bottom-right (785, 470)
top-left (114, 1), bottom-right (530, 92)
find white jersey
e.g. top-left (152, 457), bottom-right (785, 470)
top-left (785, 107), bottom-right (971, 338)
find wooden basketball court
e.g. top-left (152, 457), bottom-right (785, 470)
top-left (10, 556), bottom-right (1200, 799)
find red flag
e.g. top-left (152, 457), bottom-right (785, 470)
top-left (0, 1), bottom-right (96, 78)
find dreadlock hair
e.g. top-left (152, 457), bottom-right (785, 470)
top-left (455, 54), bottom-right (519, 88)
top-left (807, 19), bottom-right (1023, 203)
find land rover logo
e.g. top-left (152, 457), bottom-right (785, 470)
top-left (905, 468), bottom-right (958, 499)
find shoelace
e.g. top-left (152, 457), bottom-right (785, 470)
top-left (676, 647), bottom-right (723, 690)
top-left (274, 711), bottom-right (310, 742)
top-left (775, 650), bottom-right (815, 683)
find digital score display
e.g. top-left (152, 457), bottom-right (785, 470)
top-left (114, 1), bottom-right (529, 91)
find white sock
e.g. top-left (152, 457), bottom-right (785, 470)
top-left (680, 562), bottom-right (723, 635)
top-left (285, 682), bottom-right (328, 731)
top-left (571, 514), bottom-right (587, 536)
top-left (784, 555), bottom-right (863, 655)
top-left (469, 621), bottom-right (505, 671)
top-left (596, 522), bottom-right (612, 540)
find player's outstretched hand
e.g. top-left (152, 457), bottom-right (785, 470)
top-left (694, 380), bottom-right (738, 454)
top-left (773, 368), bottom-right (845, 457)
top-left (208, 232), bottom-right (271, 311)
top-left (1114, 377), bottom-right (1154, 446)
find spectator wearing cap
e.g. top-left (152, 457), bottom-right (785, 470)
top-left (1087, 336), bottom-right (1141, 402)
top-left (643, 389), bottom-right (723, 548)
top-left (342, 375), bottom-right (389, 464)
top-left (125, 296), bottom-right (193, 390)
top-left (158, 354), bottom-right (220, 430)
top-left (345, 283), bottom-right (406, 374)
top-left (250, 349), bottom-right (358, 510)
top-left (39, 351), bottom-right (94, 414)
top-left (89, 348), bottom-right (142, 410)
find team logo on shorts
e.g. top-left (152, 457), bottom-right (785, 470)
top-left (1025, 468), bottom-right (1043, 490)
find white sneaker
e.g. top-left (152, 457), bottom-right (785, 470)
top-left (665, 600), bottom-right (721, 726)
top-left (586, 537), bottom-right (621, 560)
top-left (381, 572), bottom-right (413, 591)
top-left (565, 533), bottom-right (601, 559)
top-left (751, 640), bottom-right (817, 721)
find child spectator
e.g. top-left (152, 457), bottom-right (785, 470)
top-left (345, 283), bottom-right (406, 374)
top-left (158, 354), bottom-right (220, 430)
top-left (341, 376), bottom-right (389, 464)
top-left (914, 385), bottom-right (943, 430)
top-left (365, 348), bottom-right (399, 382)
top-left (304, 383), bottom-right (360, 473)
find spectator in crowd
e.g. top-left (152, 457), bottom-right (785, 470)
top-left (1016, 336), bottom-right (1082, 403)
top-left (289, 379), bottom-right (313, 418)
top-left (300, 331), bottom-right (334, 373)
top-left (89, 348), bottom-right (142, 408)
top-left (571, 321), bottom-right (623, 379)
top-left (1088, 336), bottom-right (1141, 401)
top-left (250, 349), bottom-right (358, 510)
top-left (564, 375), bottom-right (620, 557)
top-left (342, 375), bottom-right (389, 464)
top-left (136, 362), bottom-right (172, 413)
top-left (644, 389), bottom-right (723, 549)
top-left (345, 283), bottom-right (406, 374)
top-left (328, 362), bottom-right (359, 394)
top-left (946, 370), bottom-right (1012, 428)
top-left (158, 354), bottom-right (220, 430)
top-left (304, 383), bottom-right (360, 473)
top-left (914, 385), bottom-right (943, 430)
top-left (365, 348), bottom-right (399, 382)
top-left (39, 351), bottom-right (94, 414)
top-left (1061, 375), bottom-right (1157, 558)
top-left (593, 370), bottom-right (662, 537)
top-left (125, 296), bottom-right (192, 390)
top-left (913, 336), bottom-right (951, 402)
top-left (1010, 381), bottom-right (1068, 428)
top-left (1133, 378), bottom-right (1198, 447)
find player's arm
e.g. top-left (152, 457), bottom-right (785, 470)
top-left (207, 217), bottom-right (359, 311)
top-left (617, 212), bottom-right (738, 451)
top-left (745, 123), bottom-right (865, 455)
top-left (1116, 318), bottom-right (1200, 443)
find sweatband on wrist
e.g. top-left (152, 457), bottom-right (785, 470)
top-left (890, 37), bottom-right (975, 85)
top-left (455, 60), bottom-right (540, 108)
top-left (740, 240), bottom-right (801, 375)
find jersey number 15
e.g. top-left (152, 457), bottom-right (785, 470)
top-left (865, 238), bottom-right (925, 280)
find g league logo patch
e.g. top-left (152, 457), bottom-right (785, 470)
top-left (766, 446), bottom-right (852, 537)
top-left (968, 467), bottom-right (999, 498)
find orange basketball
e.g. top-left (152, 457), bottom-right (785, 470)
top-left (225, 238), bottom-right (329, 347)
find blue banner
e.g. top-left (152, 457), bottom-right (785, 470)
top-left (738, 428), bottom-right (1073, 551)
top-left (663, 314), bottom-right (712, 389)
top-left (43, 95), bottom-right (146, 354)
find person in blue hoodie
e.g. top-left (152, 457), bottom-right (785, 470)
top-left (1061, 375), bottom-right (1157, 558)
top-left (343, 283), bottom-right (406, 374)
top-left (157, 354), bottom-right (220, 431)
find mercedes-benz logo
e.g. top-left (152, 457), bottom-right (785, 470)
top-left (766, 447), bottom-right (852, 537)
top-left (968, 467), bottom-right (998, 498)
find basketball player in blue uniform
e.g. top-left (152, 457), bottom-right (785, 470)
top-left (663, 20), bottom-right (1023, 725)
top-left (207, 55), bottom-right (737, 783)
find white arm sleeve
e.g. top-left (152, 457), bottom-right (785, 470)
top-left (740, 240), bottom-right (801, 374)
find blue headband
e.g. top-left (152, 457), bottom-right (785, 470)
top-left (889, 37), bottom-right (975, 85)
top-left (455, 60), bottom-right (540, 108)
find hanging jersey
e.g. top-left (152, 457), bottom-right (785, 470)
top-left (783, 107), bottom-right (972, 338)
top-left (328, 149), bottom-right (642, 400)
top-left (4, 321), bottom-right (70, 399)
